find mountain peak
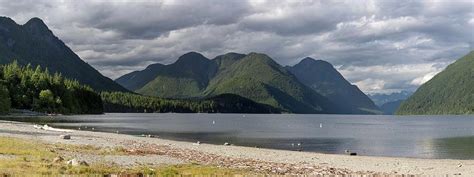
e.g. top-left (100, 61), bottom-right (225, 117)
top-left (175, 51), bottom-right (209, 65)
top-left (24, 17), bottom-right (48, 29)
top-left (23, 17), bottom-right (53, 36)
top-left (297, 57), bottom-right (332, 68)
top-left (0, 16), bottom-right (17, 26)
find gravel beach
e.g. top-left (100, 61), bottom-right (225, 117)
top-left (0, 120), bottom-right (472, 176)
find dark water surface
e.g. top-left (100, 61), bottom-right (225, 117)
top-left (2, 113), bottom-right (474, 159)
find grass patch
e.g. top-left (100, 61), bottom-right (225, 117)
top-left (0, 137), bottom-right (256, 176)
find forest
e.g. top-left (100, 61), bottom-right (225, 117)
top-left (0, 61), bottom-right (278, 115)
top-left (101, 92), bottom-right (280, 113)
top-left (0, 62), bottom-right (103, 114)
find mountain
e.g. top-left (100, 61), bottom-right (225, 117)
top-left (286, 58), bottom-right (381, 114)
top-left (203, 53), bottom-right (338, 113)
top-left (396, 51), bottom-right (474, 115)
top-left (369, 91), bottom-right (413, 106)
top-left (0, 17), bottom-right (127, 92)
top-left (380, 100), bottom-right (404, 115)
top-left (135, 52), bottom-right (218, 98)
top-left (117, 52), bottom-right (342, 113)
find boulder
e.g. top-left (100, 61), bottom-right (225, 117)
top-left (60, 134), bottom-right (71, 140)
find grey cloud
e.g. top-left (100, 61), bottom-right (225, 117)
top-left (0, 0), bottom-right (472, 93)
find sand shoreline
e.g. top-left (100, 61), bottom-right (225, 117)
top-left (0, 120), bottom-right (472, 176)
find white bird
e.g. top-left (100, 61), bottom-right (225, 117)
top-left (212, 120), bottom-right (216, 125)
top-left (320, 123), bottom-right (323, 128)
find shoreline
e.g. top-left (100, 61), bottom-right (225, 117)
top-left (0, 120), bottom-right (472, 175)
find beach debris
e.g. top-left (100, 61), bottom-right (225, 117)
top-left (33, 124), bottom-right (74, 132)
top-left (66, 159), bottom-right (79, 166)
top-left (79, 160), bottom-right (89, 166)
top-left (66, 159), bottom-right (89, 166)
top-left (52, 156), bottom-right (64, 163)
top-left (223, 142), bottom-right (231, 146)
top-left (193, 141), bottom-right (201, 146)
top-left (59, 134), bottom-right (71, 140)
top-left (344, 149), bottom-right (357, 156)
top-left (146, 134), bottom-right (155, 138)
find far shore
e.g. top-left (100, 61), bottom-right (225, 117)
top-left (0, 120), bottom-right (472, 176)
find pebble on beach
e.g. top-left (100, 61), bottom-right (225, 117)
top-left (60, 134), bottom-right (71, 140)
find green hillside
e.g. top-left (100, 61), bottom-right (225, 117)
top-left (396, 51), bottom-right (474, 115)
top-left (0, 17), bottom-right (127, 92)
top-left (0, 62), bottom-right (103, 114)
top-left (135, 52), bottom-right (217, 98)
top-left (117, 52), bottom-right (343, 113)
top-left (204, 53), bottom-right (338, 113)
top-left (286, 58), bottom-right (381, 114)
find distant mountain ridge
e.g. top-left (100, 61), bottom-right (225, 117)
top-left (369, 91), bottom-right (413, 106)
top-left (117, 52), bottom-right (379, 114)
top-left (286, 58), bottom-right (380, 114)
top-left (380, 100), bottom-right (404, 115)
top-left (0, 17), bottom-right (127, 92)
top-left (397, 51), bottom-right (474, 115)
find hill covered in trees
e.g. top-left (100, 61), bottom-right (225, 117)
top-left (0, 17), bottom-right (127, 92)
top-left (286, 58), bottom-right (381, 114)
top-left (101, 92), bottom-right (280, 113)
top-left (117, 52), bottom-right (378, 114)
top-left (397, 51), bottom-right (474, 115)
top-left (0, 62), bottom-right (103, 114)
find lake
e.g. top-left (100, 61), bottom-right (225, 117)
top-left (2, 113), bottom-right (474, 159)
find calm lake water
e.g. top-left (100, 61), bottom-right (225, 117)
top-left (2, 113), bottom-right (474, 159)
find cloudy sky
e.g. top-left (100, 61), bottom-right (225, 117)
top-left (0, 0), bottom-right (472, 94)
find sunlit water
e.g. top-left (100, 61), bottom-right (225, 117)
top-left (2, 113), bottom-right (474, 159)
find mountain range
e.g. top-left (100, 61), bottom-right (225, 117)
top-left (0, 17), bottom-right (127, 92)
top-left (0, 16), bottom-right (386, 115)
top-left (117, 52), bottom-right (380, 114)
top-left (397, 51), bottom-right (474, 115)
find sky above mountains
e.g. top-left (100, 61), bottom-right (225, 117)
top-left (0, 0), bottom-right (472, 94)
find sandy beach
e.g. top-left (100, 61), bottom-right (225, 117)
top-left (0, 120), bottom-right (472, 176)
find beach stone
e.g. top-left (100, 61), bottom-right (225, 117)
top-left (60, 134), bottom-right (71, 140)
top-left (52, 156), bottom-right (64, 163)
top-left (79, 160), bottom-right (89, 166)
top-left (349, 152), bottom-right (357, 156)
top-left (66, 159), bottom-right (79, 166)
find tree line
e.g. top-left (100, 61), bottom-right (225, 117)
top-left (101, 91), bottom-right (219, 113)
top-left (101, 92), bottom-right (280, 113)
top-left (0, 61), bottom-right (279, 115)
top-left (0, 61), bottom-right (102, 114)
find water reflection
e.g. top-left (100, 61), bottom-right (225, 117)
top-left (433, 136), bottom-right (474, 159)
